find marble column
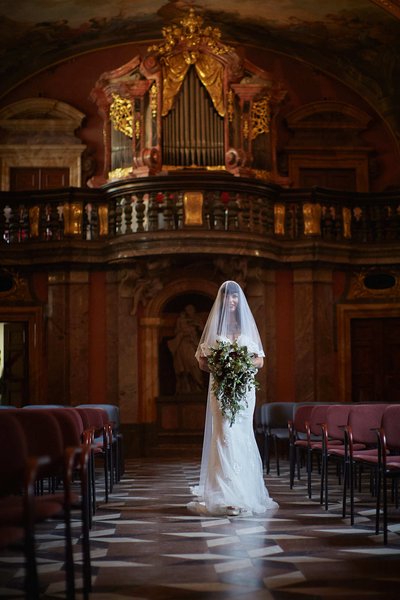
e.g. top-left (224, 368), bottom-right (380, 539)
top-left (47, 270), bottom-right (89, 405)
top-left (293, 268), bottom-right (335, 403)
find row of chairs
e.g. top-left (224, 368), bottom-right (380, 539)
top-left (257, 401), bottom-right (400, 543)
top-left (0, 403), bottom-right (123, 599)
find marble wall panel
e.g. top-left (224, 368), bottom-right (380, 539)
top-left (117, 293), bottom-right (138, 424)
top-left (47, 273), bottom-right (69, 403)
top-left (293, 269), bottom-right (316, 403)
top-left (293, 268), bottom-right (335, 404)
top-left (247, 271), bottom-right (276, 404)
top-left (68, 272), bottom-right (89, 405)
top-left (106, 271), bottom-right (119, 405)
top-left (47, 270), bottom-right (89, 405)
top-left (314, 271), bottom-right (335, 403)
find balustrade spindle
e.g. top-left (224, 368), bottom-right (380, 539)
top-left (91, 205), bottom-right (99, 240)
top-left (213, 193), bottom-right (225, 231)
top-left (163, 193), bottom-right (175, 230)
top-left (108, 199), bottom-right (116, 235)
top-left (115, 198), bottom-right (123, 235)
top-left (148, 194), bottom-right (159, 231)
top-left (226, 194), bottom-right (238, 230)
top-left (135, 194), bottom-right (145, 232)
top-left (124, 197), bottom-right (133, 234)
top-left (238, 194), bottom-right (250, 230)
top-left (259, 199), bottom-right (269, 235)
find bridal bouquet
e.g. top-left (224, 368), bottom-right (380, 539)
top-left (207, 339), bottom-right (259, 426)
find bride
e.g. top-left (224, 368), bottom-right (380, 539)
top-left (188, 280), bottom-right (278, 516)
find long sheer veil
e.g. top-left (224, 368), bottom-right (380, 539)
top-left (193, 280), bottom-right (265, 497)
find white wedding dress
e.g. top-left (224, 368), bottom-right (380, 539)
top-left (188, 334), bottom-right (278, 516)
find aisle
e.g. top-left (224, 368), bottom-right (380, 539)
top-left (1, 458), bottom-right (400, 599)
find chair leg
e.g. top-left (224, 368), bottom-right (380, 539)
top-left (264, 433), bottom-right (270, 474)
top-left (24, 523), bottom-right (40, 600)
top-left (307, 449), bottom-right (312, 499)
top-left (375, 467), bottom-right (381, 535)
top-left (383, 473), bottom-right (388, 545)
top-left (289, 442), bottom-right (295, 488)
top-left (350, 459), bottom-right (355, 525)
top-left (342, 456), bottom-right (348, 519)
top-left (273, 436), bottom-right (280, 476)
top-left (80, 449), bottom-right (92, 599)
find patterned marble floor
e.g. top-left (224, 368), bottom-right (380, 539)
top-left (1, 456), bottom-right (400, 599)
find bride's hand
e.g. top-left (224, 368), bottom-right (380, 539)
top-left (198, 356), bottom-right (210, 372)
top-left (252, 356), bottom-right (264, 369)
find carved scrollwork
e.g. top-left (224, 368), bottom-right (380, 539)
top-left (109, 93), bottom-right (133, 138)
top-left (251, 95), bottom-right (271, 138)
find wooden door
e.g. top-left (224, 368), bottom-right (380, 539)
top-left (351, 318), bottom-right (400, 403)
top-left (299, 168), bottom-right (357, 191)
top-left (1, 322), bottom-right (29, 406)
top-left (10, 167), bottom-right (70, 190)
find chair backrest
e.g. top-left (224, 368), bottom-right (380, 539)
top-left (348, 403), bottom-right (388, 444)
top-left (11, 409), bottom-right (65, 477)
top-left (326, 404), bottom-right (351, 441)
top-left (75, 407), bottom-right (108, 433)
top-left (46, 408), bottom-right (84, 447)
top-left (292, 404), bottom-right (316, 434)
top-left (261, 402), bottom-right (294, 430)
top-left (77, 404), bottom-right (120, 431)
top-left (308, 404), bottom-right (331, 436)
top-left (380, 405), bottom-right (400, 451)
top-left (0, 412), bottom-right (29, 495)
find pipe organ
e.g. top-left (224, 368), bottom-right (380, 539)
top-left (90, 9), bottom-right (287, 185)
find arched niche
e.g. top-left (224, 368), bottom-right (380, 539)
top-left (139, 278), bottom-right (218, 422)
top-left (0, 97), bottom-right (86, 190)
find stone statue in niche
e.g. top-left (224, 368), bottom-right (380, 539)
top-left (167, 304), bottom-right (205, 393)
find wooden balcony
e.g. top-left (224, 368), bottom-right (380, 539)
top-left (1, 172), bottom-right (399, 267)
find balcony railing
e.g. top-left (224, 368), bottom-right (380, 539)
top-left (1, 173), bottom-right (399, 265)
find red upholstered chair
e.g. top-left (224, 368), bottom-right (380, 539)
top-left (317, 404), bottom-right (351, 509)
top-left (260, 402), bottom-right (294, 475)
top-left (327, 403), bottom-right (388, 524)
top-left (0, 412), bottom-right (64, 599)
top-left (288, 403), bottom-right (316, 488)
top-left (75, 406), bottom-right (113, 505)
top-left (374, 405), bottom-right (400, 543)
top-left (20, 407), bottom-right (92, 598)
top-left (78, 403), bottom-right (124, 481)
top-left (289, 404), bottom-right (332, 498)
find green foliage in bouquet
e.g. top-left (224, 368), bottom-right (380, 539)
top-left (207, 339), bottom-right (259, 426)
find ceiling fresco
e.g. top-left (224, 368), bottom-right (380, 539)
top-left (0, 0), bottom-right (400, 134)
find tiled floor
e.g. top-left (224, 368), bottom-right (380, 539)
top-left (1, 456), bottom-right (400, 599)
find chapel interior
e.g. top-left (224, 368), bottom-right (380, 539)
top-left (1, 1), bottom-right (400, 598)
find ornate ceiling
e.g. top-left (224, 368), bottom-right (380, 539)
top-left (1, 0), bottom-right (400, 136)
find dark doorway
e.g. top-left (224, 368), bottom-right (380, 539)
top-left (0, 322), bottom-right (29, 406)
top-left (351, 317), bottom-right (400, 403)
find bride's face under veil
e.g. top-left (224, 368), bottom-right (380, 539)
top-left (195, 280), bottom-right (265, 357)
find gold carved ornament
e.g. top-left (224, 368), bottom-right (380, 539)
top-left (227, 89), bottom-right (234, 123)
top-left (303, 203), bottom-right (321, 235)
top-left (28, 206), bottom-right (40, 238)
top-left (150, 83), bottom-right (158, 118)
top-left (62, 202), bottom-right (82, 236)
top-left (109, 93), bottom-right (133, 138)
top-left (251, 96), bottom-right (271, 139)
top-left (148, 9), bottom-right (231, 117)
top-left (342, 207), bottom-right (352, 239)
top-left (183, 191), bottom-right (204, 226)
top-left (274, 203), bottom-right (286, 235)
